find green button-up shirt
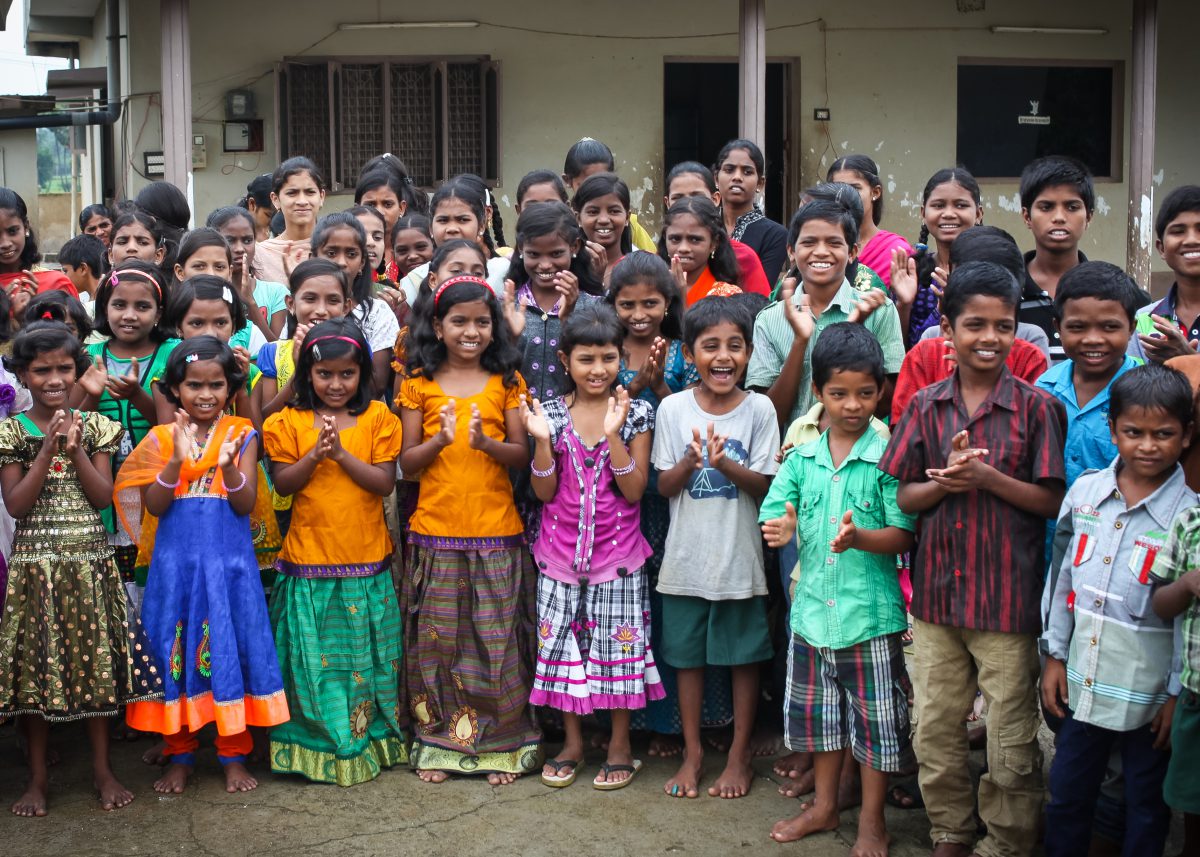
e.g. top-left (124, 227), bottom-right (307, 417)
top-left (760, 428), bottom-right (915, 649)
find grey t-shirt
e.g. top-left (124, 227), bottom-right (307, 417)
top-left (651, 389), bottom-right (780, 600)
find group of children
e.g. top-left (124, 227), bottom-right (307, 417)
top-left (0, 139), bottom-right (1197, 857)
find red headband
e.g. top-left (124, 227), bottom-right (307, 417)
top-left (108, 268), bottom-right (163, 300)
top-left (433, 275), bottom-right (494, 309)
top-left (304, 334), bottom-right (361, 354)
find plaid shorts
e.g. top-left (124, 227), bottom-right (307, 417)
top-left (784, 631), bottom-right (914, 772)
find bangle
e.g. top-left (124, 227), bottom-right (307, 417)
top-left (530, 460), bottom-right (555, 479)
top-left (155, 473), bottom-right (179, 489)
top-left (226, 472), bottom-right (248, 493)
top-left (611, 457), bottom-right (637, 477)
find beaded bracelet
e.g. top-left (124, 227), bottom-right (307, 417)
top-left (226, 472), bottom-right (249, 493)
top-left (611, 457), bottom-right (637, 477)
top-left (155, 473), bottom-right (180, 489)
top-left (530, 460), bottom-right (555, 479)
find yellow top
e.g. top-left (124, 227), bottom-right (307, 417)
top-left (397, 373), bottom-right (525, 540)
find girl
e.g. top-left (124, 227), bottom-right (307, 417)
top-left (515, 169), bottom-right (568, 214)
top-left (256, 157), bottom-right (327, 285)
top-left (359, 153), bottom-right (427, 216)
top-left (117, 337), bottom-right (287, 795)
top-left (355, 168), bottom-right (420, 271)
top-left (398, 274), bottom-right (539, 784)
top-left (207, 206), bottom-right (288, 346)
top-left (258, 258), bottom-right (352, 419)
top-left (663, 162), bottom-right (771, 296)
top-left (892, 167), bottom-right (983, 343)
top-left (605, 253), bottom-right (695, 407)
top-left (391, 214), bottom-right (434, 282)
top-left (310, 212), bottom-right (397, 395)
top-left (561, 138), bottom-right (657, 251)
top-left (241, 173), bottom-right (275, 242)
top-left (76, 261), bottom-right (179, 592)
top-left (0, 322), bottom-right (160, 816)
top-left (713, 139), bottom-right (789, 284)
top-left (349, 204), bottom-right (388, 280)
top-left (656, 197), bottom-right (740, 306)
top-left (80, 203), bottom-right (115, 247)
top-left (398, 174), bottom-right (510, 301)
top-left (263, 317), bottom-right (406, 786)
top-left (503, 201), bottom-right (603, 403)
top-left (828, 154), bottom-right (912, 288)
top-left (108, 209), bottom-right (167, 270)
top-left (135, 183), bottom-right (190, 272)
top-left (521, 302), bottom-right (661, 790)
top-left (0, 188), bottom-right (78, 315)
top-left (23, 291), bottom-right (91, 343)
top-left (572, 172), bottom-right (633, 286)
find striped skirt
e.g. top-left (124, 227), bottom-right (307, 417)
top-left (401, 539), bottom-right (542, 775)
top-left (268, 571), bottom-right (408, 786)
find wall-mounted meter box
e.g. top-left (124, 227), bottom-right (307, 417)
top-left (223, 120), bottom-right (264, 153)
top-left (225, 88), bottom-right (256, 120)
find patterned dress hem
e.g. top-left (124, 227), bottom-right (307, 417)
top-left (127, 688), bottom-right (289, 735)
top-left (409, 740), bottom-right (543, 775)
top-left (270, 736), bottom-right (408, 787)
top-left (0, 691), bottom-right (163, 723)
top-left (530, 684), bottom-right (666, 715)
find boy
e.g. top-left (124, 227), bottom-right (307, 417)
top-left (746, 199), bottom-right (904, 428)
top-left (1130, 185), bottom-right (1200, 364)
top-left (56, 233), bottom-right (105, 309)
top-left (760, 323), bottom-right (916, 855)
top-left (652, 296), bottom-right (780, 801)
top-left (1019, 156), bottom-right (1094, 360)
top-left (879, 261), bottom-right (1066, 857)
top-left (1151, 481), bottom-right (1200, 857)
top-left (1036, 262), bottom-right (1143, 488)
top-left (1043, 364), bottom-right (1195, 857)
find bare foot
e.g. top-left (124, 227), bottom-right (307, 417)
top-left (796, 766), bottom-right (859, 812)
top-left (95, 772), bottom-right (134, 810)
top-left (774, 751), bottom-right (814, 798)
top-left (709, 755), bottom-right (753, 799)
top-left (223, 761), bottom-right (258, 793)
top-left (769, 803), bottom-right (840, 843)
top-left (11, 781), bottom-right (47, 817)
top-left (648, 733), bottom-right (683, 758)
top-left (486, 772), bottom-right (519, 786)
top-left (749, 729), bottom-right (783, 757)
top-left (416, 769), bottom-right (448, 783)
top-left (850, 818), bottom-right (890, 857)
top-left (664, 751), bottom-right (703, 798)
top-left (153, 763), bottom-right (191, 794)
top-left (141, 741), bottom-right (168, 766)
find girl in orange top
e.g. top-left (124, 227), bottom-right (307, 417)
top-left (262, 318), bottom-right (407, 786)
top-left (656, 197), bottom-right (741, 306)
top-left (397, 274), bottom-right (540, 785)
top-left (118, 338), bottom-right (286, 796)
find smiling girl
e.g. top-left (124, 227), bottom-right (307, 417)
top-left (656, 197), bottom-right (741, 307)
top-left (0, 189), bottom-right (78, 313)
top-left (255, 157), bottom-right (327, 285)
top-left (572, 172), bottom-right (633, 287)
top-left (207, 206), bottom-right (288, 347)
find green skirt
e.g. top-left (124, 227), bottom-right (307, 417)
top-left (268, 571), bottom-right (408, 786)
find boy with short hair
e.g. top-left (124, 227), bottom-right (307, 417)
top-left (652, 296), bottom-right (780, 801)
top-left (1130, 185), bottom-right (1200, 364)
top-left (879, 261), bottom-right (1067, 857)
top-left (1042, 364), bottom-right (1195, 857)
top-left (746, 199), bottom-right (905, 428)
top-left (1037, 261), bottom-right (1144, 487)
top-left (56, 233), bottom-right (105, 308)
top-left (760, 322), bottom-right (916, 855)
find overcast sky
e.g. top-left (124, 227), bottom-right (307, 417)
top-left (1, 0), bottom-right (69, 95)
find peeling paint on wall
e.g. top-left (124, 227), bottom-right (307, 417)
top-left (875, 140), bottom-right (885, 152)
top-left (886, 175), bottom-right (896, 194)
top-left (629, 175), bottom-right (654, 213)
top-left (1095, 196), bottom-right (1111, 216)
top-left (996, 193), bottom-right (1022, 213)
top-left (1153, 169), bottom-right (1164, 186)
top-left (1138, 194), bottom-right (1153, 248)
top-left (500, 194), bottom-right (511, 207)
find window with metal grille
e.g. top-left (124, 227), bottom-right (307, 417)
top-left (276, 57), bottom-right (500, 191)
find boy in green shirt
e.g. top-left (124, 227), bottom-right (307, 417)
top-left (760, 322), bottom-right (916, 854)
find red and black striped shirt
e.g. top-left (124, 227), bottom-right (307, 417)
top-left (879, 368), bottom-right (1067, 634)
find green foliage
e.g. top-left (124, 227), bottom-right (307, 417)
top-left (36, 126), bottom-right (76, 193)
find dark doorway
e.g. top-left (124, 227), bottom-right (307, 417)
top-left (664, 61), bottom-right (789, 222)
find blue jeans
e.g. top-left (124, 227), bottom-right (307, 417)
top-left (1044, 711), bottom-right (1171, 857)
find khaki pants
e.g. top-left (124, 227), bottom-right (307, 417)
top-left (910, 619), bottom-right (1043, 857)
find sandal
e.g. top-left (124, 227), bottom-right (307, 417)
top-left (540, 758), bottom-right (582, 788)
top-left (593, 759), bottom-right (642, 791)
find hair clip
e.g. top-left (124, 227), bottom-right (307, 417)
top-left (184, 353), bottom-right (199, 363)
top-left (222, 286), bottom-right (234, 304)
top-left (310, 344), bottom-right (321, 362)
top-left (41, 311), bottom-right (53, 320)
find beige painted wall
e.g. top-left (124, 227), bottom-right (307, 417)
top-left (95, 0), bottom-right (1195, 284)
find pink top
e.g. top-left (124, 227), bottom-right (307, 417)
top-left (857, 229), bottom-right (912, 287)
top-left (532, 398), bottom-right (653, 586)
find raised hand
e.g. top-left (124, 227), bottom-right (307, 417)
top-left (519, 395), bottom-right (551, 443)
top-left (232, 345), bottom-right (252, 378)
top-left (312, 416), bottom-right (337, 461)
top-left (686, 427), bottom-right (705, 470)
top-left (889, 249), bottom-right (918, 307)
top-left (434, 399), bottom-right (457, 448)
top-left (169, 409), bottom-right (193, 464)
top-left (585, 240), bottom-right (607, 279)
top-left (848, 289), bottom-right (887, 324)
top-left (761, 501), bottom-right (797, 548)
top-left (774, 441), bottom-right (795, 464)
top-left (63, 411), bottom-right (84, 457)
top-left (630, 337), bottom-right (666, 398)
top-left (780, 278), bottom-right (814, 341)
top-left (670, 254), bottom-right (688, 298)
top-left (291, 323), bottom-right (313, 364)
top-left (467, 403), bottom-right (486, 450)
top-left (704, 421), bottom-right (728, 470)
top-left (282, 241), bottom-right (309, 278)
top-left (1138, 314), bottom-right (1199, 363)
top-left (217, 426), bottom-right (246, 468)
top-left (38, 409), bottom-right (69, 459)
top-left (829, 510), bottom-right (857, 553)
top-left (931, 265), bottom-right (949, 302)
top-left (926, 429), bottom-right (990, 492)
top-left (78, 356), bottom-right (108, 399)
top-left (603, 385), bottom-right (631, 437)
top-left (554, 270), bottom-right (581, 319)
top-left (323, 415), bottom-right (345, 461)
top-left (502, 279), bottom-right (525, 337)
top-left (106, 357), bottom-right (141, 400)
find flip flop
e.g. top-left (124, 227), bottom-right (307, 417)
top-left (593, 759), bottom-right (643, 791)
top-left (540, 758), bottom-right (582, 788)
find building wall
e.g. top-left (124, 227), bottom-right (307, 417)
top-left (101, 0), bottom-right (1194, 279)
